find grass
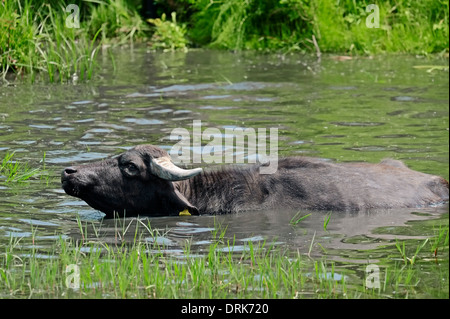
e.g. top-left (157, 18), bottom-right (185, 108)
top-left (184, 0), bottom-right (449, 54)
top-left (395, 238), bottom-right (430, 265)
top-left (311, 0), bottom-right (449, 55)
top-left (0, 218), bottom-right (309, 298)
top-left (86, 0), bottom-right (150, 44)
top-left (185, 0), bottom-right (313, 51)
top-left (0, 1), bottom-right (101, 83)
top-left (0, 214), bottom-right (448, 299)
top-left (0, 152), bottom-right (47, 183)
top-left (289, 212), bottom-right (311, 225)
top-left (0, 0), bottom-right (147, 84)
top-left (323, 212), bottom-right (332, 231)
top-left (289, 211), bottom-right (331, 231)
top-left (1, 0), bottom-right (448, 83)
top-left (431, 224), bottom-right (449, 258)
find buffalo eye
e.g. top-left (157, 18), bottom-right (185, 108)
top-left (122, 162), bottom-right (140, 177)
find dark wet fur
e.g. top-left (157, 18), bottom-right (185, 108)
top-left (62, 145), bottom-right (449, 217)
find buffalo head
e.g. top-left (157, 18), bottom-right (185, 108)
top-left (61, 145), bottom-right (202, 217)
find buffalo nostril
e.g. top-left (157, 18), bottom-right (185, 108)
top-left (64, 167), bottom-right (78, 175)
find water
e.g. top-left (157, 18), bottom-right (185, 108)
top-left (0, 49), bottom-right (448, 297)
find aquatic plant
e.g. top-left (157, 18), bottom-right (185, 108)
top-left (323, 212), bottom-right (332, 231)
top-left (289, 212), bottom-right (311, 226)
top-left (0, 152), bottom-right (39, 183)
top-left (1, 215), bottom-right (446, 299)
top-left (0, 219), bottom-right (341, 299)
top-left (395, 238), bottom-right (429, 265)
top-left (0, 152), bottom-right (49, 183)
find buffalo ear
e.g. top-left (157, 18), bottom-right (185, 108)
top-left (158, 183), bottom-right (199, 216)
top-left (174, 188), bottom-right (199, 215)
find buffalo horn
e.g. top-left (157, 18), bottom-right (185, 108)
top-left (150, 156), bottom-right (202, 181)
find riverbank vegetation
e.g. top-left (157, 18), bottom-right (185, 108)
top-left (1, 0), bottom-right (448, 83)
top-left (184, 0), bottom-right (449, 54)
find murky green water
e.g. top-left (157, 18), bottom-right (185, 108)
top-left (0, 49), bottom-right (448, 298)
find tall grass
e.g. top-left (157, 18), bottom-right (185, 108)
top-left (0, 1), bottom-right (99, 83)
top-left (0, 0), bottom-right (148, 83)
top-left (86, 0), bottom-right (149, 44)
top-left (311, 0), bottom-right (449, 54)
top-left (183, 0), bottom-right (449, 54)
top-left (185, 0), bottom-right (312, 51)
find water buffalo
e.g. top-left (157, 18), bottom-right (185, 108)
top-left (61, 144), bottom-right (449, 217)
